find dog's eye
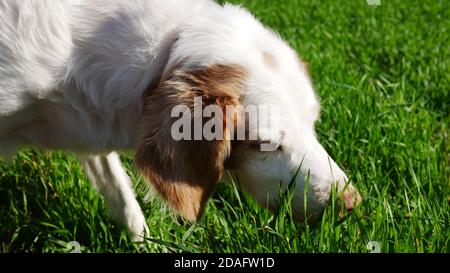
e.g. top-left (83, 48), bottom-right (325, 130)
top-left (249, 141), bottom-right (264, 150)
top-left (277, 144), bottom-right (283, 152)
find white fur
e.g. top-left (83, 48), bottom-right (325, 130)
top-left (80, 152), bottom-right (149, 241)
top-left (0, 0), bottom-right (356, 238)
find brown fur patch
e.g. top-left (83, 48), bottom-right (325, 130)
top-left (262, 51), bottom-right (278, 70)
top-left (300, 61), bottom-right (309, 73)
top-left (298, 58), bottom-right (312, 81)
top-left (301, 60), bottom-right (311, 77)
top-left (135, 64), bottom-right (247, 221)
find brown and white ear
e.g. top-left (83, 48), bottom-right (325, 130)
top-left (135, 64), bottom-right (247, 221)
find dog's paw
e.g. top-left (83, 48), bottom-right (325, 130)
top-left (126, 207), bottom-right (149, 242)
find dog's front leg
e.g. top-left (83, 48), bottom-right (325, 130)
top-left (78, 152), bottom-right (149, 241)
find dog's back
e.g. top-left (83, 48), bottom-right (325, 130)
top-left (0, 0), bottom-right (208, 157)
top-left (0, 0), bottom-right (72, 115)
top-left (0, 0), bottom-right (73, 157)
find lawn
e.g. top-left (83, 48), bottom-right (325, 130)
top-left (0, 0), bottom-right (448, 253)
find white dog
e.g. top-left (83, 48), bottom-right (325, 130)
top-left (0, 0), bottom-right (361, 240)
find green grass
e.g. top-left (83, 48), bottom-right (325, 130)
top-left (1, 0), bottom-right (449, 253)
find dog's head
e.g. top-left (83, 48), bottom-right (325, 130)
top-left (135, 4), bottom-right (361, 222)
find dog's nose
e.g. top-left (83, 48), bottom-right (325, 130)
top-left (338, 184), bottom-right (362, 212)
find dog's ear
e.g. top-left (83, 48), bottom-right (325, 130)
top-left (135, 64), bottom-right (247, 221)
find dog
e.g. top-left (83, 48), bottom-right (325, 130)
top-left (0, 0), bottom-right (361, 240)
